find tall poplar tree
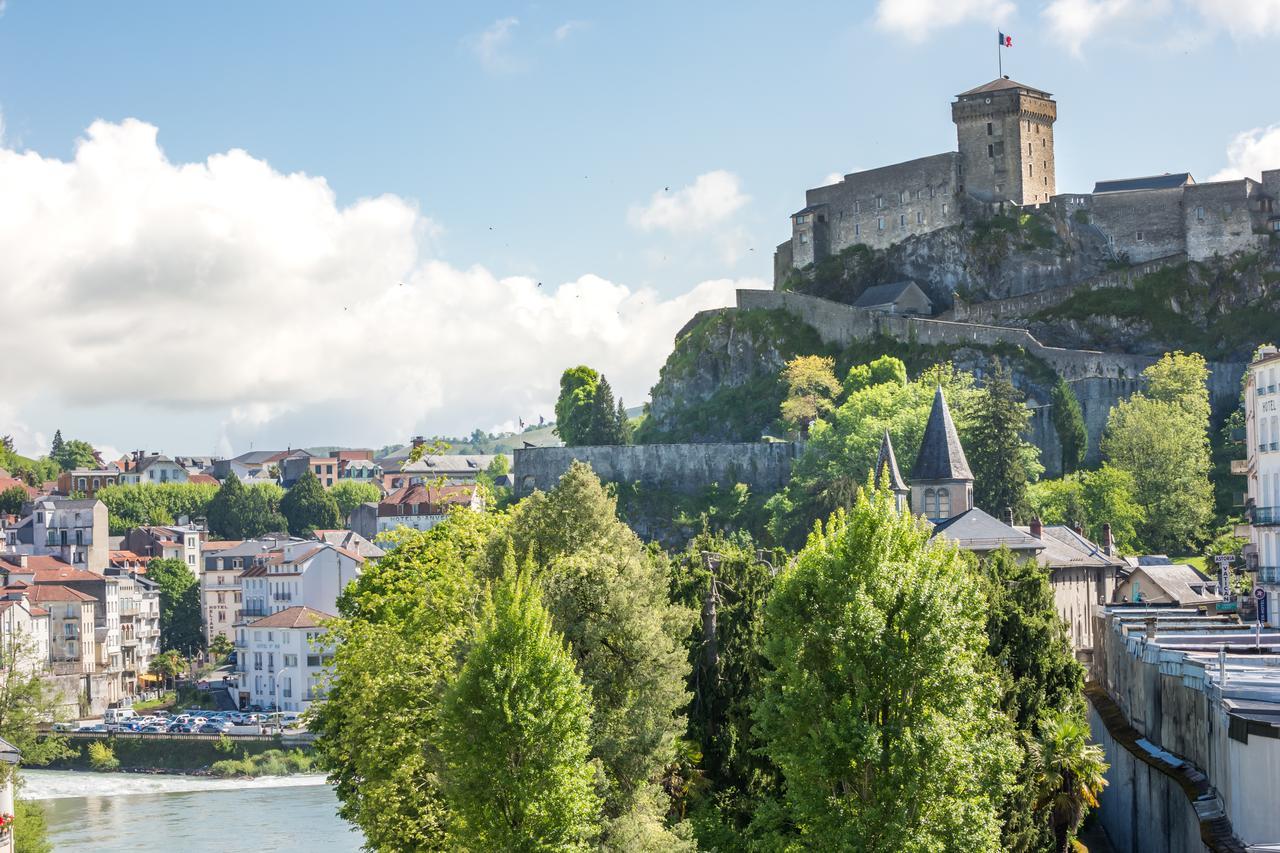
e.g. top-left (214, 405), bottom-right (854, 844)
top-left (965, 358), bottom-right (1037, 519)
top-left (440, 566), bottom-right (600, 851)
top-left (280, 470), bottom-right (341, 536)
top-left (1049, 378), bottom-right (1087, 475)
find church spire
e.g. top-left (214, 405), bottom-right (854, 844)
top-left (911, 386), bottom-right (973, 482)
top-left (875, 430), bottom-right (909, 512)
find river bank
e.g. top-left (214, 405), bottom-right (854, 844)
top-left (47, 732), bottom-right (316, 776)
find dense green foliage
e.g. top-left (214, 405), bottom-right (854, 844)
top-left (1102, 352), bottom-right (1214, 552)
top-left (1033, 712), bottom-right (1109, 853)
top-left (555, 367), bottom-right (632, 446)
top-left (97, 482), bottom-right (219, 534)
top-left (483, 463), bottom-right (694, 847)
top-left (210, 748), bottom-right (316, 777)
top-left (280, 471), bottom-right (341, 536)
top-left (1049, 378), bottom-right (1087, 475)
top-left (49, 431), bottom-right (97, 471)
top-left (965, 359), bottom-right (1039, 519)
top-left (779, 355), bottom-right (842, 435)
top-left (310, 514), bottom-right (495, 852)
top-left (1027, 465), bottom-right (1146, 554)
top-left (0, 485), bottom-right (27, 515)
top-left (440, 568), bottom-right (601, 851)
top-left (756, 491), bottom-right (1017, 851)
top-left (147, 558), bottom-right (204, 654)
top-left (205, 474), bottom-right (288, 539)
top-left (0, 440), bottom-right (59, 487)
top-left (0, 638), bottom-right (71, 771)
top-left (328, 479), bottom-right (382, 519)
top-left (87, 741), bottom-right (120, 771)
top-left (768, 359), bottom-right (977, 547)
top-left (14, 797), bottom-right (52, 853)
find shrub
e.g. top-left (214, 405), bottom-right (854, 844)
top-left (87, 741), bottom-right (120, 772)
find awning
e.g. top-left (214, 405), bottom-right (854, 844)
top-left (138, 674), bottom-right (162, 683)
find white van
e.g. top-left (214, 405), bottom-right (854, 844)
top-left (104, 708), bottom-right (137, 725)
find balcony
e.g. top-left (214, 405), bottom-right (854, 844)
top-left (1260, 567), bottom-right (1280, 584)
top-left (1252, 506), bottom-right (1280, 526)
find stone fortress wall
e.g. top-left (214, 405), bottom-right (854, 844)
top-left (513, 442), bottom-right (803, 499)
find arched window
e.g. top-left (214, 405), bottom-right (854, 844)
top-left (924, 488), bottom-right (936, 517)
top-left (937, 488), bottom-right (951, 519)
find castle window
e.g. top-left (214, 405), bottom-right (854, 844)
top-left (1028, 143), bottom-right (1032, 156)
top-left (929, 186), bottom-right (935, 198)
top-left (795, 214), bottom-right (807, 225)
top-left (986, 122), bottom-right (993, 136)
top-left (876, 197), bottom-right (884, 209)
top-left (854, 224), bottom-right (861, 237)
top-left (1044, 177), bottom-right (1048, 186)
top-left (987, 144), bottom-right (994, 158)
top-left (1136, 231), bottom-right (1144, 241)
top-left (899, 214), bottom-right (906, 227)
top-left (878, 217), bottom-right (885, 231)
top-left (854, 201), bottom-right (862, 214)
top-left (1196, 206), bottom-right (1205, 222)
top-left (937, 488), bottom-right (951, 518)
top-left (916, 211), bottom-right (924, 224)
top-left (798, 233), bottom-right (808, 244)
top-left (1029, 164), bottom-right (1034, 177)
top-left (898, 191), bottom-right (906, 203)
top-left (924, 488), bottom-right (936, 517)
top-left (942, 203), bottom-right (950, 215)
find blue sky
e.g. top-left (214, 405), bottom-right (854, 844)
top-left (2, 0), bottom-right (1278, 457)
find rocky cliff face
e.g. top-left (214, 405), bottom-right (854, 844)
top-left (783, 206), bottom-right (1113, 309)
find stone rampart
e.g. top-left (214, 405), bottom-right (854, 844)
top-left (513, 442), bottom-right (803, 498)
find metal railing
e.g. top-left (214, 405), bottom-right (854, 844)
top-left (1252, 506), bottom-right (1280, 526)
top-left (1259, 567), bottom-right (1280, 584)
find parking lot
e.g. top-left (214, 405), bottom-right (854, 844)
top-left (65, 708), bottom-right (304, 736)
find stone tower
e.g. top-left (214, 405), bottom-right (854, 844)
top-left (952, 77), bottom-right (1057, 206)
top-left (910, 387), bottom-right (974, 523)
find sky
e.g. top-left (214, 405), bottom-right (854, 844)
top-left (3, 0), bottom-right (1279, 460)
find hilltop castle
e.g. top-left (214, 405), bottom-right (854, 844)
top-left (776, 76), bottom-right (1280, 283)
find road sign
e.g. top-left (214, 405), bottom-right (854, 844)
top-left (1256, 587), bottom-right (1267, 601)
top-left (1214, 555), bottom-right (1236, 564)
top-left (1260, 593), bottom-right (1270, 625)
top-left (1217, 557), bottom-right (1234, 595)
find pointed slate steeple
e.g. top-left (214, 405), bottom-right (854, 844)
top-left (874, 430), bottom-right (909, 512)
top-left (911, 386), bottom-right (973, 482)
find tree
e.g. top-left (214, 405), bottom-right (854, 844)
top-left (149, 650), bottom-right (184, 689)
top-left (981, 549), bottom-right (1085, 852)
top-left (1050, 378), bottom-right (1087, 475)
top-left (0, 486), bottom-right (27, 515)
top-left (1027, 465), bottom-right (1146, 555)
top-left (50, 438), bottom-right (96, 472)
top-left (486, 454), bottom-right (510, 479)
top-left (147, 558), bottom-right (203, 654)
top-left (670, 531), bottom-right (780, 835)
top-left (769, 360), bottom-right (978, 546)
top-left (97, 482), bottom-right (219, 535)
top-left (485, 462), bottom-right (694, 846)
top-left (554, 365), bottom-right (601, 446)
top-left (1102, 352), bottom-right (1213, 553)
top-left (754, 490), bottom-right (1017, 851)
top-left (1033, 711), bottom-right (1108, 853)
top-left (48, 431), bottom-right (63, 462)
top-left (14, 798), bottom-right (52, 853)
top-left (0, 639), bottom-right (72, 769)
top-left (310, 511), bottom-right (501, 851)
top-left (329, 480), bottom-right (382, 519)
top-left (440, 565), bottom-right (600, 851)
top-left (586, 374), bottom-right (629, 445)
top-left (209, 634), bottom-right (234, 659)
top-left (280, 471), bottom-right (341, 536)
top-left (779, 355), bottom-right (841, 436)
top-left (965, 359), bottom-right (1038, 519)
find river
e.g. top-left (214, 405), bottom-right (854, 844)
top-left (21, 770), bottom-right (363, 852)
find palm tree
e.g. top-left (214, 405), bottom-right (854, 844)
top-left (1034, 710), bottom-right (1109, 853)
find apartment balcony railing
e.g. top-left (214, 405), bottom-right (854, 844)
top-left (1258, 567), bottom-right (1280, 584)
top-left (1251, 506), bottom-right (1280, 526)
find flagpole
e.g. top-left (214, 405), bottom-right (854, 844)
top-left (998, 33), bottom-right (1002, 77)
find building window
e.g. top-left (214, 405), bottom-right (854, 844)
top-left (1136, 231), bottom-right (1144, 241)
top-left (988, 144), bottom-right (994, 157)
top-left (1028, 142), bottom-right (1032, 156)
top-left (876, 196), bottom-right (884, 209)
top-left (899, 214), bottom-right (906, 227)
top-left (798, 233), bottom-right (808, 244)
top-left (854, 200), bottom-right (861, 214)
top-left (877, 217), bottom-right (885, 230)
top-left (929, 186), bottom-right (935, 198)
top-left (986, 122), bottom-right (993, 136)
top-left (854, 223), bottom-right (861, 237)
top-left (937, 488), bottom-right (951, 518)
top-left (795, 214), bottom-right (807, 225)
top-left (916, 211), bottom-right (924, 224)
top-left (924, 488), bottom-right (936, 517)
top-left (942, 203), bottom-right (949, 215)
top-left (1196, 206), bottom-right (1205, 222)
top-left (1029, 164), bottom-right (1034, 177)
top-left (898, 191), bottom-right (906, 203)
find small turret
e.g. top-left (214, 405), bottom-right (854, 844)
top-left (874, 430), bottom-right (909, 512)
top-left (910, 387), bottom-right (974, 522)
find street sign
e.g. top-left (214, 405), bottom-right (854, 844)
top-left (1259, 591), bottom-right (1271, 625)
top-left (1214, 555), bottom-right (1237, 565)
top-left (1255, 587), bottom-right (1267, 601)
top-left (1216, 556), bottom-right (1234, 596)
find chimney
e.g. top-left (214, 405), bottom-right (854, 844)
top-left (18, 555), bottom-right (27, 569)
top-left (1102, 523), bottom-right (1115, 556)
top-left (1144, 617), bottom-right (1158, 641)
top-left (1030, 516), bottom-right (1043, 539)
top-left (1003, 507), bottom-right (1014, 526)
top-left (411, 436), bottom-right (425, 449)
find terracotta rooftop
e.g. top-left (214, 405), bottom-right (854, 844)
top-left (0, 555), bottom-right (75, 574)
top-left (247, 606), bottom-right (334, 629)
top-left (26, 584), bottom-right (96, 603)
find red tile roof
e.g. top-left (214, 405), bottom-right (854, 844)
top-left (0, 555), bottom-right (73, 574)
top-left (379, 483), bottom-right (474, 516)
top-left (188, 474), bottom-right (219, 486)
top-left (32, 565), bottom-right (107, 584)
top-left (26, 584), bottom-right (96, 603)
top-left (247, 606), bottom-right (334, 629)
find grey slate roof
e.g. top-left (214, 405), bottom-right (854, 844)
top-left (932, 507), bottom-right (1044, 552)
top-left (957, 78), bottom-right (1050, 98)
top-left (910, 387), bottom-right (973, 482)
top-left (1093, 172), bottom-right (1194, 194)
top-left (874, 431), bottom-right (907, 492)
top-left (853, 281), bottom-right (919, 309)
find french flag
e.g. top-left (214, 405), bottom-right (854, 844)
top-left (999, 32), bottom-right (1013, 47)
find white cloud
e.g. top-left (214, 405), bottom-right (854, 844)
top-left (465, 17), bottom-right (522, 73)
top-left (1210, 124), bottom-right (1280, 181)
top-left (0, 119), bottom-right (765, 453)
top-left (874, 0), bottom-right (1015, 42)
top-left (1190, 0), bottom-right (1280, 38)
top-left (1044, 0), bottom-right (1169, 54)
top-left (627, 171), bottom-right (749, 233)
top-left (822, 172), bottom-right (845, 186)
top-left (554, 20), bottom-right (587, 41)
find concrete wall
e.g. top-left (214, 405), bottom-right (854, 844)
top-left (1184, 180), bottom-right (1270, 261)
top-left (1087, 702), bottom-right (1207, 853)
top-left (1090, 187), bottom-right (1187, 263)
top-left (513, 442), bottom-right (803, 498)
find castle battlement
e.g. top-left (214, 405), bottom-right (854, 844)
top-left (776, 77), bottom-right (1280, 284)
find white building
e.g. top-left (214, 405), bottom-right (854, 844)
top-left (201, 540), bottom-right (247, 646)
top-left (374, 484), bottom-right (482, 537)
top-left (239, 540), bottom-right (363, 621)
top-left (106, 568), bottom-right (161, 693)
top-left (120, 453), bottom-right (191, 486)
top-left (123, 523), bottom-right (205, 577)
top-left (234, 606), bottom-right (334, 712)
top-left (1242, 345), bottom-right (1280, 626)
top-left (2, 498), bottom-right (109, 571)
top-left (0, 588), bottom-right (50, 673)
